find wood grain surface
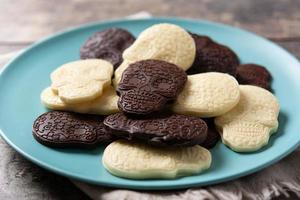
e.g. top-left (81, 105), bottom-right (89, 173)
top-left (0, 0), bottom-right (299, 199)
top-left (0, 0), bottom-right (300, 42)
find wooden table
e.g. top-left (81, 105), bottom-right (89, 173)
top-left (0, 0), bottom-right (299, 199)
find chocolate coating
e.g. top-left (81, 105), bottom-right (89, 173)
top-left (80, 28), bottom-right (135, 69)
top-left (104, 112), bottom-right (207, 147)
top-left (236, 64), bottom-right (272, 90)
top-left (189, 33), bottom-right (213, 49)
top-left (32, 111), bottom-right (114, 148)
top-left (187, 33), bottom-right (239, 76)
top-left (117, 59), bottom-right (187, 115)
top-left (202, 118), bottom-right (220, 149)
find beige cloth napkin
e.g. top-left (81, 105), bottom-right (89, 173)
top-left (1, 12), bottom-right (300, 200)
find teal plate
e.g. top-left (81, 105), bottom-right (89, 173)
top-left (1, 17), bottom-right (300, 190)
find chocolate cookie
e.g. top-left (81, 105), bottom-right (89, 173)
top-left (187, 33), bottom-right (239, 76)
top-left (202, 118), bottom-right (220, 149)
top-left (189, 33), bottom-right (213, 49)
top-left (117, 59), bottom-right (187, 115)
top-left (80, 28), bottom-right (135, 69)
top-left (236, 64), bottom-right (272, 90)
top-left (32, 111), bottom-right (114, 148)
top-left (104, 112), bottom-right (207, 147)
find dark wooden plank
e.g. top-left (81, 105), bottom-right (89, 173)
top-left (0, 0), bottom-right (299, 42)
top-left (0, 44), bottom-right (28, 54)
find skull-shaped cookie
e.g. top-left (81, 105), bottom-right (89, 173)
top-left (51, 59), bottom-right (113, 104)
top-left (117, 59), bottom-right (187, 115)
top-left (80, 28), bottom-right (135, 69)
top-left (102, 140), bottom-right (212, 179)
top-left (172, 72), bottom-right (240, 117)
top-left (32, 111), bottom-right (114, 148)
top-left (104, 112), bottom-right (208, 147)
top-left (215, 85), bottom-right (280, 152)
top-left (186, 33), bottom-right (239, 76)
top-left (236, 64), bottom-right (272, 90)
top-left (114, 23), bottom-right (195, 85)
top-left (41, 85), bottom-right (119, 115)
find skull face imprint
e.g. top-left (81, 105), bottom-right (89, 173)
top-left (104, 112), bottom-right (208, 147)
top-left (113, 23), bottom-right (196, 85)
top-left (215, 85), bottom-right (279, 152)
top-left (102, 140), bottom-right (212, 179)
top-left (117, 59), bottom-right (187, 115)
top-left (32, 111), bottom-right (114, 148)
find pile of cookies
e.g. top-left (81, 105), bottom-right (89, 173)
top-left (32, 23), bottom-right (280, 179)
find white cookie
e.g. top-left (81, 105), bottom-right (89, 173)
top-left (114, 23), bottom-right (196, 85)
top-left (102, 140), bottom-right (211, 179)
top-left (172, 72), bottom-right (240, 117)
top-left (51, 59), bottom-right (113, 104)
top-left (215, 85), bottom-right (280, 152)
top-left (41, 86), bottom-right (119, 115)
top-left (112, 60), bottom-right (131, 88)
top-left (41, 87), bottom-right (66, 109)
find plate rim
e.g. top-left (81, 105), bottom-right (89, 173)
top-left (1, 17), bottom-right (300, 190)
